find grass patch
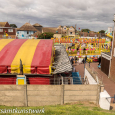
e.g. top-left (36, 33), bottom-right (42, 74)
top-left (0, 102), bottom-right (115, 115)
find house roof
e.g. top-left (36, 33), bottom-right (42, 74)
top-left (33, 23), bottom-right (42, 27)
top-left (42, 27), bottom-right (62, 34)
top-left (57, 25), bottom-right (63, 29)
top-left (32, 30), bottom-right (42, 37)
top-left (0, 22), bottom-right (7, 27)
top-left (69, 26), bottom-right (75, 29)
top-left (53, 45), bottom-right (72, 74)
top-left (17, 22), bottom-right (38, 31)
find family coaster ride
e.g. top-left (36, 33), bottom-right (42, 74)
top-left (52, 37), bottom-right (111, 55)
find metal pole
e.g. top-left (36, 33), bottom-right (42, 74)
top-left (61, 27), bottom-right (62, 38)
top-left (84, 60), bottom-right (86, 80)
top-left (108, 15), bottom-right (115, 78)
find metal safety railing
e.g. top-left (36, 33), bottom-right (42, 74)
top-left (85, 63), bottom-right (103, 85)
top-left (0, 76), bottom-right (83, 85)
top-left (106, 95), bottom-right (115, 103)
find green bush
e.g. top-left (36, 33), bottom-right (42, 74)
top-left (38, 32), bottom-right (54, 39)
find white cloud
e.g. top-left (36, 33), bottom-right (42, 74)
top-left (0, 0), bottom-right (114, 31)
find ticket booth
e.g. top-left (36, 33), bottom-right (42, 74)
top-left (16, 75), bottom-right (26, 85)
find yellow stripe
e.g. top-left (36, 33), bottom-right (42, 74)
top-left (11, 39), bottom-right (40, 74)
top-left (0, 39), bottom-right (14, 51)
top-left (49, 43), bottom-right (54, 74)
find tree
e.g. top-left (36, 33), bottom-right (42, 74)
top-left (10, 24), bottom-right (17, 28)
top-left (38, 32), bottom-right (54, 39)
top-left (81, 29), bottom-right (90, 32)
top-left (99, 30), bottom-right (105, 33)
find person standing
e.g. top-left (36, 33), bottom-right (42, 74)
top-left (71, 57), bottom-right (74, 65)
top-left (98, 56), bottom-right (101, 65)
top-left (84, 55), bottom-right (87, 63)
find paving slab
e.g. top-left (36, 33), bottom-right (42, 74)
top-left (74, 62), bottom-right (115, 97)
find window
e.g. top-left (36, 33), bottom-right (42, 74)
top-left (27, 31), bottom-right (29, 34)
top-left (0, 29), bottom-right (3, 32)
top-left (70, 32), bottom-right (72, 35)
top-left (17, 31), bottom-right (19, 34)
top-left (64, 28), bottom-right (66, 30)
top-left (69, 28), bottom-right (73, 30)
top-left (8, 29), bottom-right (13, 32)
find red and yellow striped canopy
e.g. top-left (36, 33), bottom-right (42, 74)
top-left (0, 39), bottom-right (53, 74)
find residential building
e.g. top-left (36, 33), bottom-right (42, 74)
top-left (57, 25), bottom-right (76, 37)
top-left (33, 23), bottom-right (43, 33)
top-left (42, 27), bottom-right (62, 38)
top-left (32, 24), bottom-right (76, 38)
top-left (17, 22), bottom-right (38, 39)
top-left (0, 22), bottom-right (16, 38)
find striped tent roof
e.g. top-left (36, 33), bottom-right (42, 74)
top-left (0, 39), bottom-right (53, 75)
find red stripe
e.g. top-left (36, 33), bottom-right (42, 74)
top-left (31, 40), bottom-right (53, 74)
top-left (0, 76), bottom-right (16, 84)
top-left (0, 39), bottom-right (27, 73)
top-left (27, 76), bottom-right (50, 85)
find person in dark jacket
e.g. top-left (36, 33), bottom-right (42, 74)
top-left (71, 57), bottom-right (74, 65)
top-left (84, 55), bottom-right (87, 63)
top-left (98, 56), bottom-right (101, 65)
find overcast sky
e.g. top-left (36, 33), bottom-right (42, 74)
top-left (0, 0), bottom-right (115, 32)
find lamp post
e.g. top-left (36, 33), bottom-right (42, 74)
top-left (111, 14), bottom-right (115, 55)
top-left (67, 28), bottom-right (69, 39)
top-left (95, 34), bottom-right (96, 40)
top-left (84, 58), bottom-right (86, 81)
top-left (108, 14), bottom-right (115, 78)
top-left (78, 28), bottom-right (80, 37)
top-left (61, 27), bottom-right (62, 38)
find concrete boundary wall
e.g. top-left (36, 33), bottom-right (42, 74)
top-left (0, 85), bottom-right (100, 106)
top-left (27, 85), bottom-right (62, 106)
top-left (0, 85), bottom-right (26, 106)
top-left (64, 85), bottom-right (100, 105)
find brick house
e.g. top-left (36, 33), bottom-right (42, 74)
top-left (0, 22), bottom-right (16, 38)
top-left (57, 25), bottom-right (76, 36)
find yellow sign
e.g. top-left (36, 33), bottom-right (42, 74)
top-left (18, 79), bottom-right (24, 85)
